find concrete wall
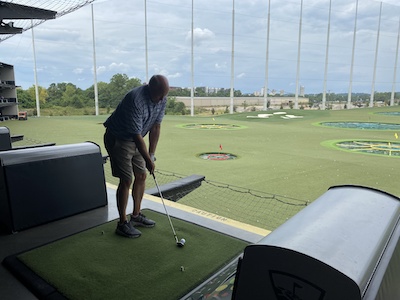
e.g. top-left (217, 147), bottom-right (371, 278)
top-left (176, 96), bottom-right (309, 107)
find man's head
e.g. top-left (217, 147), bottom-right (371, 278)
top-left (148, 75), bottom-right (169, 103)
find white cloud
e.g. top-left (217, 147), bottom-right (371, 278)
top-left (73, 68), bottom-right (84, 74)
top-left (168, 72), bottom-right (182, 79)
top-left (96, 66), bottom-right (107, 75)
top-left (215, 62), bottom-right (227, 70)
top-left (186, 28), bottom-right (215, 46)
top-left (109, 62), bottom-right (130, 72)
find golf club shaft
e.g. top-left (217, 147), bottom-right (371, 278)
top-left (152, 173), bottom-right (179, 243)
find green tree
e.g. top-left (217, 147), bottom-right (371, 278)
top-left (17, 88), bottom-right (35, 108)
top-left (234, 90), bottom-right (242, 97)
top-left (60, 83), bottom-right (82, 107)
top-left (168, 87), bottom-right (190, 97)
top-left (97, 82), bottom-right (112, 108)
top-left (71, 94), bottom-right (84, 108)
top-left (27, 85), bottom-right (48, 106)
top-left (47, 83), bottom-right (67, 106)
top-left (126, 77), bottom-right (142, 90)
top-left (374, 92), bottom-right (390, 102)
top-left (165, 97), bottom-right (188, 115)
top-left (108, 74), bottom-right (141, 108)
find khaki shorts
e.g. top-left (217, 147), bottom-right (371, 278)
top-left (104, 129), bottom-right (146, 181)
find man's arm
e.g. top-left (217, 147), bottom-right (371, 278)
top-left (148, 123), bottom-right (161, 155)
top-left (132, 133), bottom-right (155, 174)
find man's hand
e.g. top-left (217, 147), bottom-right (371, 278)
top-left (132, 134), bottom-right (156, 174)
top-left (146, 159), bottom-right (155, 175)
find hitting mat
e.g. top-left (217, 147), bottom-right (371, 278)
top-left (3, 210), bottom-right (248, 299)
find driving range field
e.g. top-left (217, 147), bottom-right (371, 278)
top-left (4, 106), bottom-right (400, 208)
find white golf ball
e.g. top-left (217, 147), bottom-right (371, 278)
top-left (181, 238), bottom-right (186, 243)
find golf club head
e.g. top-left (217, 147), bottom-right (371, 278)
top-left (177, 238), bottom-right (185, 247)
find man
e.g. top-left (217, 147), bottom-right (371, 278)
top-left (104, 74), bottom-right (169, 238)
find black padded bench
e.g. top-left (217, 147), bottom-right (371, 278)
top-left (10, 134), bottom-right (24, 143)
top-left (145, 174), bottom-right (205, 202)
top-left (11, 142), bottom-right (56, 150)
top-left (0, 126), bottom-right (55, 151)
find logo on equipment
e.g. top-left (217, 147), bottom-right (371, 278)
top-left (270, 271), bottom-right (325, 300)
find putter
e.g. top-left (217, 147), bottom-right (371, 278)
top-left (152, 173), bottom-right (185, 247)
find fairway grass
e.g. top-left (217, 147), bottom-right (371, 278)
top-left (4, 106), bottom-right (400, 206)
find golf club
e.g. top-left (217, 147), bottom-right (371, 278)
top-left (152, 173), bottom-right (185, 247)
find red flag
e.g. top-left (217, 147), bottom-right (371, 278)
top-left (219, 144), bottom-right (223, 150)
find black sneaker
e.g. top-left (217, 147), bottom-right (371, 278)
top-left (115, 221), bottom-right (141, 238)
top-left (130, 213), bottom-right (156, 228)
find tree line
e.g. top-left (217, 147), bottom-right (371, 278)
top-left (17, 74), bottom-right (142, 110)
top-left (307, 92), bottom-right (398, 107)
top-left (17, 72), bottom-right (397, 113)
top-left (16, 73), bottom-right (247, 109)
top-left (17, 73), bottom-right (194, 115)
top-left (16, 73), bottom-right (246, 115)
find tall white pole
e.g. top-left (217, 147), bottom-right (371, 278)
top-left (294, 0), bottom-right (303, 109)
top-left (190, 0), bottom-right (194, 116)
top-left (229, 0), bottom-right (235, 114)
top-left (263, 0), bottom-right (271, 111)
top-left (91, 4), bottom-right (99, 116)
top-left (370, 2), bottom-right (382, 108)
top-left (31, 20), bottom-right (40, 117)
top-left (322, 0), bottom-right (332, 111)
top-left (144, 0), bottom-right (149, 83)
top-left (391, 16), bottom-right (400, 106)
top-left (348, 0), bottom-right (358, 108)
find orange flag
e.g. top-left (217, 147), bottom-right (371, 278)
top-left (219, 144), bottom-right (223, 150)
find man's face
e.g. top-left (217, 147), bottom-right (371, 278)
top-left (150, 90), bottom-right (166, 103)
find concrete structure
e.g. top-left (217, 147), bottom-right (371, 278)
top-left (0, 62), bottom-right (18, 120)
top-left (176, 96), bottom-right (309, 109)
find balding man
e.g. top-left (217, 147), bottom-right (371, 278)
top-left (104, 74), bottom-right (169, 238)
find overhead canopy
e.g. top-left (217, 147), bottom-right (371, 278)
top-left (0, 0), bottom-right (94, 42)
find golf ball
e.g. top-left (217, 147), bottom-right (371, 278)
top-left (180, 238), bottom-right (186, 244)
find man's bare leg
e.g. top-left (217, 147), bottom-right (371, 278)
top-left (132, 172), bottom-right (146, 216)
top-left (117, 178), bottom-right (132, 223)
top-left (131, 172), bottom-right (155, 227)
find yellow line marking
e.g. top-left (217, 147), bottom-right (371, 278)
top-left (105, 182), bottom-right (271, 237)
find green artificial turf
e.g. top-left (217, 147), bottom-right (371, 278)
top-left (17, 210), bottom-right (248, 300)
top-left (5, 106), bottom-right (400, 208)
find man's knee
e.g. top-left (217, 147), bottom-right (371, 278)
top-left (135, 172), bottom-right (147, 182)
top-left (119, 177), bottom-right (132, 188)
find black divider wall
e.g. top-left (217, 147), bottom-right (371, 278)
top-left (0, 126), bottom-right (11, 151)
top-left (0, 142), bottom-right (108, 233)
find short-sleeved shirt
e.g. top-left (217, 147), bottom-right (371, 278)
top-left (104, 85), bottom-right (167, 141)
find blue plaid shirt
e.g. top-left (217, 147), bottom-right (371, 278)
top-left (104, 85), bottom-right (167, 141)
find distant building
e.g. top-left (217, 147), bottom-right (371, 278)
top-left (300, 86), bottom-right (305, 97)
top-left (0, 62), bottom-right (18, 120)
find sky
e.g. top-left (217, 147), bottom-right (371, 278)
top-left (1, 0), bottom-right (400, 95)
